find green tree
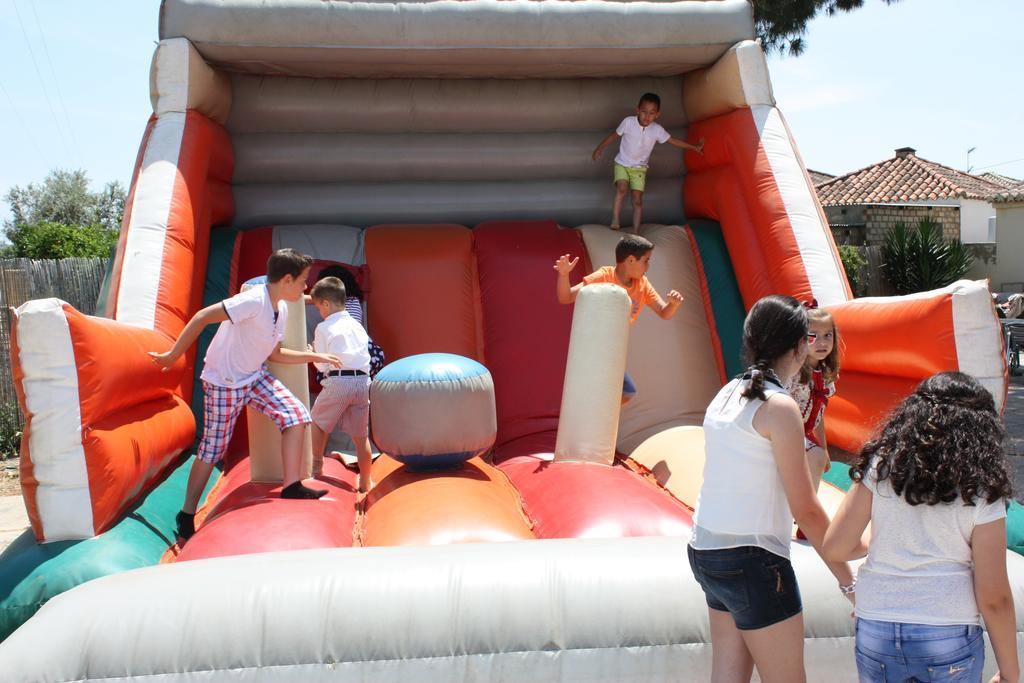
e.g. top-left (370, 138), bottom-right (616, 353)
top-left (3, 169), bottom-right (125, 259)
top-left (5, 169), bottom-right (125, 231)
top-left (754, 0), bottom-right (901, 56)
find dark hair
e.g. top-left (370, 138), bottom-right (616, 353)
top-left (310, 276), bottom-right (347, 306)
top-left (317, 264), bottom-right (363, 301)
top-left (851, 372), bottom-right (1012, 506)
top-left (638, 92), bottom-right (661, 110)
top-left (615, 234), bottom-right (654, 263)
top-left (800, 307), bottom-right (841, 385)
top-left (267, 248), bottom-right (313, 283)
top-left (740, 295), bottom-right (808, 401)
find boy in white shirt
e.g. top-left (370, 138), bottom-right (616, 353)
top-left (592, 92), bottom-right (705, 232)
top-left (150, 248), bottom-right (343, 542)
top-left (309, 277), bottom-right (373, 493)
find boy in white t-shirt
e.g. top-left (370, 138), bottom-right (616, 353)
top-left (150, 248), bottom-right (343, 542)
top-left (308, 277), bottom-right (373, 493)
top-left (592, 92), bottom-right (705, 232)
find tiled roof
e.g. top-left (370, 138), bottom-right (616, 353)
top-left (815, 149), bottom-right (1009, 206)
top-left (807, 169), bottom-right (835, 186)
top-left (986, 171), bottom-right (1024, 203)
top-left (992, 189), bottom-right (1024, 204)
top-left (979, 172), bottom-right (1024, 190)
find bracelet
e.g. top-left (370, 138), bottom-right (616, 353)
top-left (839, 579), bottom-right (857, 595)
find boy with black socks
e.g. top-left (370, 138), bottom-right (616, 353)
top-left (149, 248), bottom-right (343, 542)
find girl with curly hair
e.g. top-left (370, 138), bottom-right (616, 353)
top-left (688, 295), bottom-right (859, 683)
top-left (824, 372), bottom-right (1018, 683)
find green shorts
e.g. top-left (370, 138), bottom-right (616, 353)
top-left (613, 163), bottom-right (647, 192)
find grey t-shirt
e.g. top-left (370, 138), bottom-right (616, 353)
top-left (856, 460), bottom-right (1006, 626)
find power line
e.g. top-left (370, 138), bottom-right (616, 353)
top-left (0, 77), bottom-right (52, 170)
top-left (10, 0), bottom-right (73, 163)
top-left (973, 157), bottom-right (1024, 173)
top-left (29, 0), bottom-right (83, 168)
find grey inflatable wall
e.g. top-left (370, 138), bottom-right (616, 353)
top-left (159, 0), bottom-right (755, 228)
top-left (160, 0), bottom-right (755, 79)
top-left (228, 76), bottom-right (688, 227)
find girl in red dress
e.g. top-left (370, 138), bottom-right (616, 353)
top-left (787, 302), bottom-right (840, 489)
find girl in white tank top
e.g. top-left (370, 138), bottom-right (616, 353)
top-left (687, 295), bottom-right (857, 683)
top-left (692, 372), bottom-right (795, 559)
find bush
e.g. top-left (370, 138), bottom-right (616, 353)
top-left (1, 221), bottom-right (119, 259)
top-left (881, 218), bottom-right (973, 295)
top-left (838, 245), bottom-right (868, 297)
top-left (0, 404), bottom-right (22, 460)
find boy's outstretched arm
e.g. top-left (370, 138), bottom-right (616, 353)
top-left (554, 254), bottom-right (584, 304)
top-left (592, 131), bottom-right (620, 161)
top-left (650, 289), bottom-right (684, 320)
top-left (667, 136), bottom-right (704, 154)
top-left (269, 345), bottom-right (343, 367)
top-left (149, 303), bottom-right (230, 371)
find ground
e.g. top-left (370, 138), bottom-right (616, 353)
top-left (1005, 373), bottom-right (1024, 488)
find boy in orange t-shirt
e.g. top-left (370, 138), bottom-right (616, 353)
top-left (554, 233), bottom-right (683, 403)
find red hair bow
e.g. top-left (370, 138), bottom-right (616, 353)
top-left (803, 298), bottom-right (818, 309)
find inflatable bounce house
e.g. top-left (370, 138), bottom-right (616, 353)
top-left (2, 1), bottom-right (1021, 680)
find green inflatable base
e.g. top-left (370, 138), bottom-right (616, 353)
top-left (688, 219), bottom-right (745, 379)
top-left (0, 455), bottom-right (212, 642)
top-left (823, 464), bottom-right (854, 492)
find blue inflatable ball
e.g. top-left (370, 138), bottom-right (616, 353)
top-left (371, 353), bottom-right (496, 470)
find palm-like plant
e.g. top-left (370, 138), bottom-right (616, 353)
top-left (881, 218), bottom-right (974, 295)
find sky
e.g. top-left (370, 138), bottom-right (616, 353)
top-left (0, 0), bottom-right (1022, 224)
top-left (766, 0), bottom-right (1024, 181)
top-left (0, 1), bottom-right (157, 214)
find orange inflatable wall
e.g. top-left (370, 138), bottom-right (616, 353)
top-left (365, 225), bottom-right (484, 363)
top-left (16, 305), bottom-right (196, 539)
top-left (685, 108), bottom-right (836, 306)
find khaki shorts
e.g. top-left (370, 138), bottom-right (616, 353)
top-left (613, 163), bottom-right (647, 192)
top-left (311, 375), bottom-right (369, 438)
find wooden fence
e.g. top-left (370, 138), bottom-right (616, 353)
top-left (859, 245), bottom-right (893, 297)
top-left (0, 258), bottom-right (109, 435)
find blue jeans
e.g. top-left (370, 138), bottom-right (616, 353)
top-left (622, 371), bottom-right (637, 398)
top-left (855, 618), bottom-right (985, 682)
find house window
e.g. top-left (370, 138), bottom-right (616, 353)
top-left (988, 216), bottom-right (997, 243)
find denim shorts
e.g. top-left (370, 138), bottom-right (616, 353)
top-left (687, 545), bottom-right (802, 630)
top-left (855, 618), bottom-right (985, 683)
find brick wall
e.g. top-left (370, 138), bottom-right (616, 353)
top-left (864, 205), bottom-right (960, 245)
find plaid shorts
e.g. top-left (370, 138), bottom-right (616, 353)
top-left (197, 368), bottom-right (311, 464)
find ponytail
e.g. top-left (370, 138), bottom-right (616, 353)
top-left (740, 359), bottom-right (773, 401)
top-left (738, 295), bottom-right (808, 401)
